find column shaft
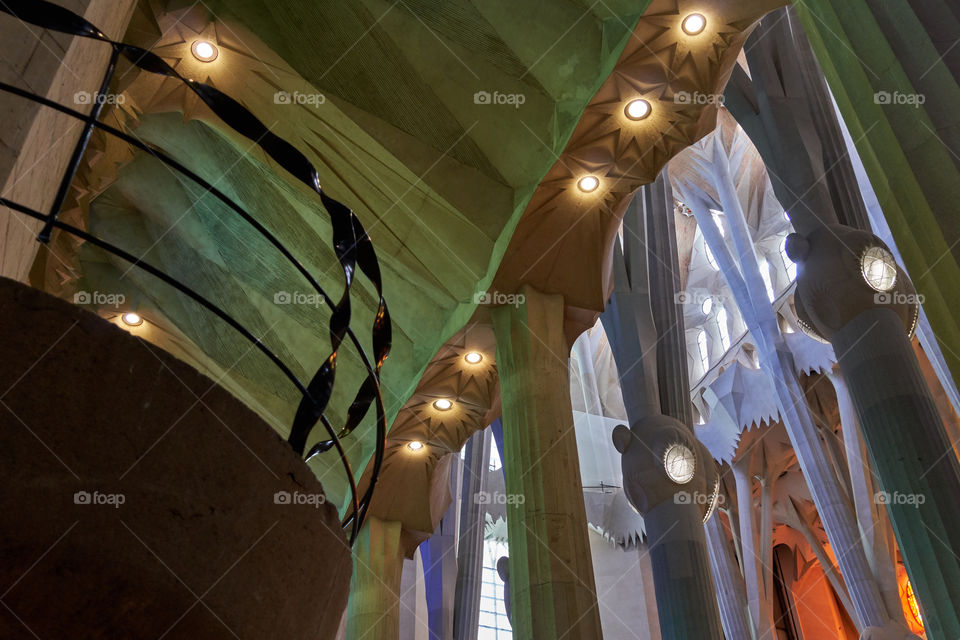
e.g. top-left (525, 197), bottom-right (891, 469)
top-left (834, 308), bottom-right (960, 639)
top-left (492, 285), bottom-right (602, 640)
top-left (453, 429), bottom-right (491, 640)
top-left (345, 517), bottom-right (405, 640)
top-left (705, 514), bottom-right (753, 640)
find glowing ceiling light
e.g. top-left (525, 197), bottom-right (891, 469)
top-left (624, 98), bottom-right (651, 120)
top-left (577, 176), bottom-right (599, 193)
top-left (121, 312), bottom-right (143, 326)
top-left (407, 441), bottom-right (424, 451)
top-left (464, 352), bottom-right (483, 364)
top-left (681, 13), bottom-right (707, 36)
top-left (433, 398), bottom-right (453, 411)
top-left (191, 40), bottom-right (219, 62)
top-left (861, 246), bottom-right (897, 292)
top-left (663, 443), bottom-right (696, 484)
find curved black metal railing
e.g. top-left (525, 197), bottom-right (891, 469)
top-left (0, 0), bottom-right (391, 545)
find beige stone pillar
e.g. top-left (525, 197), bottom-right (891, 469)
top-left (345, 517), bottom-right (405, 640)
top-left (0, 1), bottom-right (135, 281)
top-left (491, 284), bottom-right (602, 640)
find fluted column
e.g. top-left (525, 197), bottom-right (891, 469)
top-left (345, 517), bottom-right (405, 640)
top-left (492, 284), bottom-right (603, 640)
top-left (452, 429), bottom-right (491, 640)
top-left (789, 223), bottom-right (959, 637)
top-left (833, 309), bottom-right (960, 639)
top-left (705, 513), bottom-right (753, 640)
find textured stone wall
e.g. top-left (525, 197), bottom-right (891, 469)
top-left (0, 277), bottom-right (351, 639)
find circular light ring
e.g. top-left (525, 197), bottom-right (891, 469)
top-left (191, 40), bottom-right (219, 62)
top-left (703, 478), bottom-right (721, 523)
top-left (433, 398), bottom-right (453, 411)
top-left (121, 312), bottom-right (143, 326)
top-left (701, 297), bottom-right (713, 315)
top-left (681, 13), bottom-right (707, 35)
top-left (407, 441), bottom-right (424, 451)
top-left (464, 352), bottom-right (483, 364)
top-left (577, 175), bottom-right (599, 193)
top-left (663, 443), bottom-right (697, 484)
top-left (861, 246), bottom-right (897, 292)
top-left (624, 98), bottom-right (651, 120)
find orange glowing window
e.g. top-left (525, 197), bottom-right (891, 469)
top-left (902, 579), bottom-right (924, 634)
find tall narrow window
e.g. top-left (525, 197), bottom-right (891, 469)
top-left (717, 308), bottom-right (730, 351)
top-left (697, 330), bottom-right (710, 372)
top-left (479, 539), bottom-right (512, 639)
top-left (759, 258), bottom-right (775, 301)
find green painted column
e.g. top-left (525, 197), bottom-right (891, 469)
top-left (789, 224), bottom-right (960, 639)
top-left (345, 517), bottom-right (405, 640)
top-left (792, 0), bottom-right (960, 388)
top-left (492, 284), bottom-right (603, 640)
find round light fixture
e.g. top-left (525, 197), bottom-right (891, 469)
top-left (577, 175), bottom-right (599, 193)
top-left (433, 398), bottom-right (453, 411)
top-left (701, 297), bottom-right (713, 315)
top-left (624, 98), bottom-right (651, 120)
top-left (464, 352), bottom-right (483, 364)
top-left (663, 443), bottom-right (696, 484)
top-left (681, 13), bottom-right (707, 36)
top-left (861, 246), bottom-right (897, 292)
top-left (407, 441), bottom-right (424, 451)
top-left (191, 40), bottom-right (219, 62)
top-left (121, 312), bottom-right (143, 326)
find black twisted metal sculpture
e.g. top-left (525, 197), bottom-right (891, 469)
top-left (0, 0), bottom-right (391, 544)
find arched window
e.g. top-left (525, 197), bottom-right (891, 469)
top-left (759, 258), bottom-right (775, 301)
top-left (697, 330), bottom-right (710, 372)
top-left (780, 237), bottom-right (797, 281)
top-left (717, 307), bottom-right (730, 351)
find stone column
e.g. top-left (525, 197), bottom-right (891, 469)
top-left (491, 284), bottom-right (603, 640)
top-left (705, 512), bottom-right (753, 640)
top-left (345, 517), bottom-right (406, 640)
top-left (790, 224), bottom-right (959, 639)
top-left (452, 429), bottom-right (491, 640)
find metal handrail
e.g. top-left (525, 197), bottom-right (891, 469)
top-left (0, 0), bottom-right (392, 544)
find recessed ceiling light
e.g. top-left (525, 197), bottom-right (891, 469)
top-left (191, 40), bottom-right (219, 62)
top-left (464, 352), bottom-right (483, 364)
top-left (433, 398), bottom-right (453, 411)
top-left (681, 13), bottom-right (706, 36)
top-left (577, 176), bottom-right (599, 193)
top-left (625, 98), bottom-right (651, 120)
top-left (407, 441), bottom-right (424, 451)
top-left (121, 312), bottom-right (143, 326)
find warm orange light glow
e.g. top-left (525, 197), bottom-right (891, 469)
top-left (407, 441), bottom-right (424, 451)
top-left (191, 40), bottom-right (219, 62)
top-left (464, 352), bottom-right (483, 364)
top-left (121, 312), bottom-right (143, 326)
top-left (433, 398), bottom-right (453, 411)
top-left (577, 176), bottom-right (599, 193)
top-left (901, 578), bottom-right (924, 634)
top-left (681, 13), bottom-right (706, 36)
